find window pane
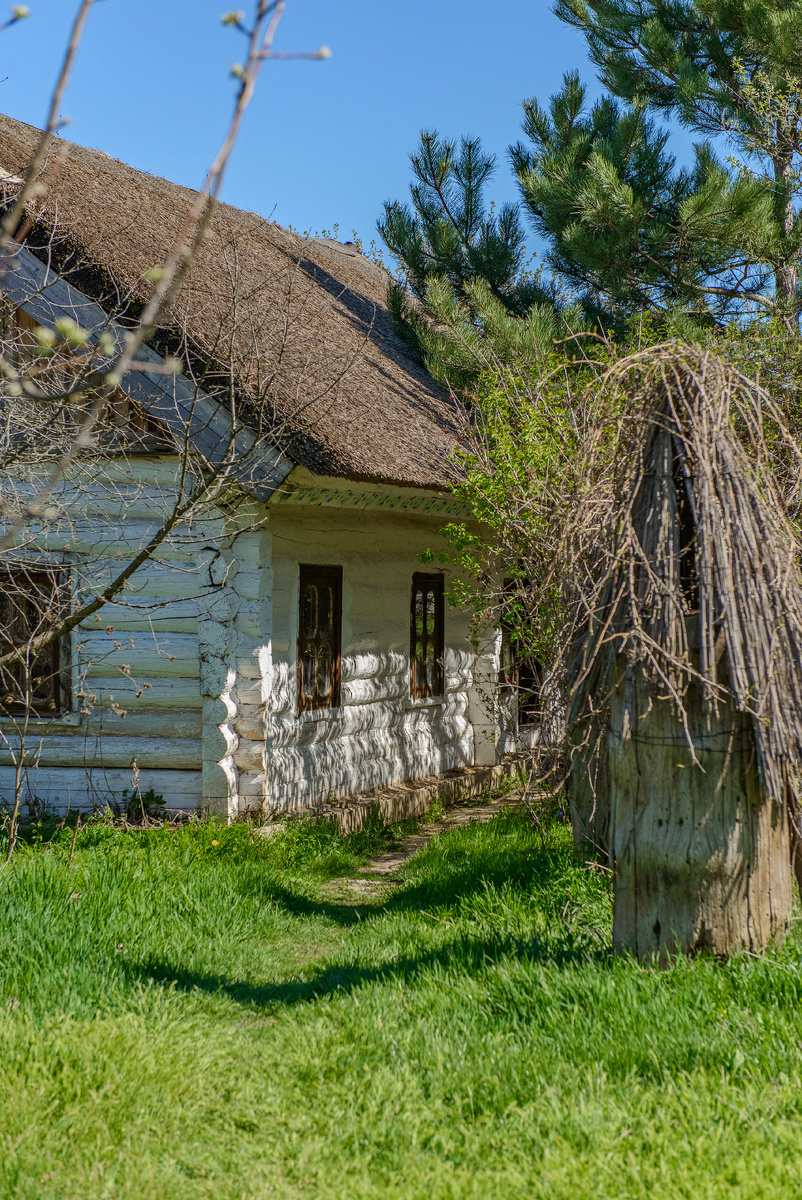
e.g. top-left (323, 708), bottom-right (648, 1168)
top-left (302, 645), bottom-right (316, 699)
top-left (415, 589), bottom-right (423, 635)
top-left (425, 589), bottom-right (435, 635)
top-left (297, 566), bottom-right (342, 713)
top-left (0, 570), bottom-right (66, 715)
top-left (425, 641), bottom-right (435, 687)
top-left (317, 644), bottom-right (332, 698)
top-left (302, 584), bottom-right (318, 639)
top-left (0, 667), bottom-right (18, 709)
top-left (1, 594), bottom-right (23, 644)
top-left (410, 574), bottom-right (444, 700)
top-left (318, 586), bottom-right (333, 638)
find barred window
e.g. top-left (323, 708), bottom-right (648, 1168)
top-left (410, 573), bottom-right (444, 700)
top-left (297, 565), bottom-right (342, 714)
top-left (0, 568), bottom-right (69, 716)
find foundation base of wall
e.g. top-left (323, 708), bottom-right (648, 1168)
top-left (255, 758), bottom-right (525, 836)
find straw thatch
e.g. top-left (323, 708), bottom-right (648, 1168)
top-left (569, 346), bottom-right (802, 855)
top-left (0, 113), bottom-right (460, 489)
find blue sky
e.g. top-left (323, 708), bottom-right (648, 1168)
top-left (0, 0), bottom-right (694, 260)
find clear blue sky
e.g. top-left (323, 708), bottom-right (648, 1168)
top-left (0, 0), bottom-right (694, 258)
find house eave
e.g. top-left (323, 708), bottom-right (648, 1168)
top-left (270, 465), bottom-right (472, 518)
top-left (1, 241), bottom-right (294, 502)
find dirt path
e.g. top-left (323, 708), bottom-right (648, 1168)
top-left (361, 795), bottom-right (520, 876)
top-left (323, 794), bottom-right (520, 899)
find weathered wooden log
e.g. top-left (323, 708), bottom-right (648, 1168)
top-left (609, 668), bottom-right (791, 959)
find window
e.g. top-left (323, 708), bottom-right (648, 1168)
top-left (500, 622), bottom-right (543, 727)
top-left (0, 303), bottom-right (41, 367)
top-left (297, 564), bottom-right (342, 713)
top-left (0, 568), bottom-right (69, 715)
top-left (1, 304), bottom-right (171, 451)
top-left (410, 572), bottom-right (444, 700)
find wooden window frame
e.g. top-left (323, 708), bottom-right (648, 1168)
top-left (99, 387), bottom-right (174, 451)
top-left (2, 304), bottom-right (172, 452)
top-left (500, 604), bottom-right (543, 729)
top-left (410, 572), bottom-right (445, 700)
top-left (296, 564), bottom-right (342, 715)
top-left (0, 567), bottom-right (70, 717)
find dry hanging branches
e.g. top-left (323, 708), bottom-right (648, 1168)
top-left (569, 344), bottom-right (802, 841)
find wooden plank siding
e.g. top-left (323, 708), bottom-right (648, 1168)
top-left (0, 453), bottom-right (209, 812)
top-left (0, 766), bottom-right (203, 811)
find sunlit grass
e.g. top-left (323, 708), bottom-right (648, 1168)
top-left (1, 806), bottom-right (801, 1198)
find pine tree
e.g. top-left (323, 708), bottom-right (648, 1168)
top-left (380, 79), bottom-right (770, 385)
top-left (379, 3), bottom-right (802, 385)
top-left (378, 130), bottom-right (550, 315)
top-left (511, 70), bottom-right (771, 326)
top-left (556, 0), bottom-right (802, 328)
top-left (378, 130), bottom-right (578, 388)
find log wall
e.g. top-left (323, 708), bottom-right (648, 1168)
top-left (1, 466), bottom-right (499, 817)
top-left (0, 456), bottom-right (208, 813)
top-left (255, 498), bottom-right (482, 813)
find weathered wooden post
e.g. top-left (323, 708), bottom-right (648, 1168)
top-left (567, 720), bottom-right (609, 860)
top-left (570, 349), bottom-right (802, 958)
top-left (609, 665), bottom-right (791, 958)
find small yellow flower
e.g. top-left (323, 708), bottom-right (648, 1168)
top-left (211, 839), bottom-right (219, 846)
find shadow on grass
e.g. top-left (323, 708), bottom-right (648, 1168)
top-left (238, 834), bottom-right (574, 929)
top-left (126, 838), bottom-right (608, 1010)
top-left (129, 928), bottom-right (600, 1011)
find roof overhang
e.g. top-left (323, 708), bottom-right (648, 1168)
top-left (0, 241), bottom-right (294, 502)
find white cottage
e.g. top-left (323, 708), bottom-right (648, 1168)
top-left (0, 115), bottom-right (506, 818)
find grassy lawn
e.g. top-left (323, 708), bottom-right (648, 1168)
top-left (1, 803), bottom-right (802, 1199)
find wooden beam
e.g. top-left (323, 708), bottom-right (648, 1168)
top-left (0, 242), bottom-right (294, 501)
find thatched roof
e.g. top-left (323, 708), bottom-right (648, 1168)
top-left (0, 114), bottom-right (460, 490)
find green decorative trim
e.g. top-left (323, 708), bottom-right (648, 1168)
top-left (272, 483), bottom-right (471, 517)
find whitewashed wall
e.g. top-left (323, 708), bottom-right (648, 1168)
top-left (230, 481), bottom-right (493, 814)
top-left (0, 456), bottom-right (209, 813)
top-left (0, 463), bottom-right (498, 818)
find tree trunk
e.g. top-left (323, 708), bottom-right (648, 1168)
top-left (609, 668), bottom-right (791, 960)
top-left (773, 150), bottom-right (800, 334)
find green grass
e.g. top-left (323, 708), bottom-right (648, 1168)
top-left (1, 806), bottom-right (802, 1198)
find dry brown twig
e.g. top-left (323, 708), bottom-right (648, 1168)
top-left (452, 338), bottom-right (802, 870)
top-left (0, 1), bottom-right (334, 859)
top-left (567, 346), bottom-right (802, 863)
